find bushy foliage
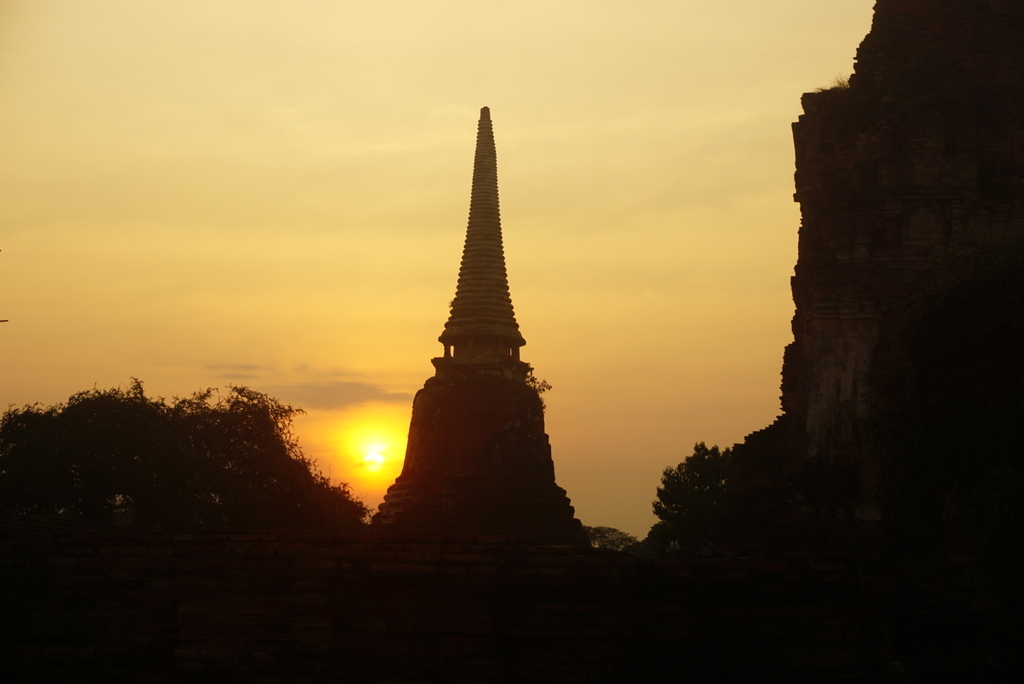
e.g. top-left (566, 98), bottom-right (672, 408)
top-left (0, 380), bottom-right (368, 532)
top-left (815, 74), bottom-right (851, 92)
top-left (646, 442), bottom-right (731, 554)
top-left (583, 525), bottom-right (639, 552)
top-left (523, 364), bottom-right (552, 412)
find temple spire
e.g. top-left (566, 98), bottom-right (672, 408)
top-left (438, 107), bottom-right (526, 364)
top-left (373, 107), bottom-right (586, 545)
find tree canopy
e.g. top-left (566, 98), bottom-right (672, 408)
top-left (646, 442), bottom-right (731, 554)
top-left (583, 525), bottom-right (639, 552)
top-left (0, 381), bottom-right (368, 532)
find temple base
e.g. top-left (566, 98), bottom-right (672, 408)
top-left (373, 373), bottom-right (587, 546)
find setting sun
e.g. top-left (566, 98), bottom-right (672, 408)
top-left (289, 401), bottom-right (411, 510)
top-left (288, 398), bottom-right (411, 511)
top-left (363, 451), bottom-right (386, 472)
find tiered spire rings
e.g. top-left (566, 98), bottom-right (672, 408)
top-left (437, 107), bottom-right (526, 364)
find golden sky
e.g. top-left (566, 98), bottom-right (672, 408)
top-left (0, 0), bottom-right (875, 536)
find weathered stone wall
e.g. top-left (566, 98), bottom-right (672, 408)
top-left (1, 529), bottom-right (886, 682)
top-left (751, 0), bottom-right (1024, 520)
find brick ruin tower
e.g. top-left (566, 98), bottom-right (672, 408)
top-left (373, 107), bottom-right (587, 545)
top-left (724, 0), bottom-right (1024, 548)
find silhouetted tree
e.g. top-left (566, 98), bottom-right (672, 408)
top-left (0, 380), bottom-right (368, 532)
top-left (523, 364), bottom-right (552, 412)
top-left (646, 442), bottom-right (731, 554)
top-left (868, 243), bottom-right (1024, 595)
top-left (583, 525), bottom-right (639, 552)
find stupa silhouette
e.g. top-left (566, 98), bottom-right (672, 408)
top-left (373, 107), bottom-right (586, 545)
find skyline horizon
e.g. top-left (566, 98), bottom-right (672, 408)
top-left (0, 1), bottom-right (877, 536)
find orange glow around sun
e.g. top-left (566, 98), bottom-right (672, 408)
top-left (324, 402), bottom-right (409, 496)
top-left (291, 401), bottom-right (411, 512)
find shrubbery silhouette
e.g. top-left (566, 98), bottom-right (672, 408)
top-left (643, 442), bottom-right (731, 556)
top-left (582, 525), bottom-right (639, 552)
top-left (0, 380), bottom-right (367, 532)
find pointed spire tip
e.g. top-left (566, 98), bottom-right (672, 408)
top-left (439, 102), bottom-right (524, 351)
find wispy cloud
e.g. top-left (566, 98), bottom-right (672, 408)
top-left (201, 365), bottom-right (411, 409)
top-left (205, 364), bottom-right (268, 380)
top-left (268, 381), bottom-right (412, 410)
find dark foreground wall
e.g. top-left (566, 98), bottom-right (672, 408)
top-left (0, 529), bottom-right (997, 683)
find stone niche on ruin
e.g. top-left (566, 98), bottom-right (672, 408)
top-left (372, 108), bottom-right (587, 546)
top-left (729, 0), bottom-right (1024, 529)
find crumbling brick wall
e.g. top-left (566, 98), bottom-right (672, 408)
top-left (2, 530), bottom-right (873, 682)
top-left (730, 0), bottom-right (1024, 530)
